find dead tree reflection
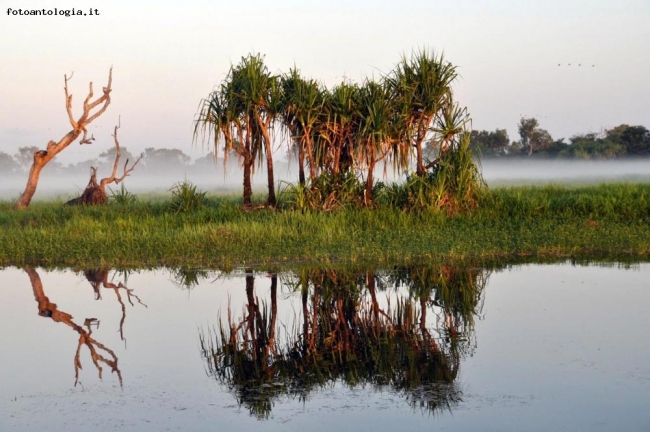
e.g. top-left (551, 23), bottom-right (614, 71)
top-left (83, 269), bottom-right (146, 344)
top-left (200, 265), bottom-right (488, 418)
top-left (25, 267), bottom-right (145, 387)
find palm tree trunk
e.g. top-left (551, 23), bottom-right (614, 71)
top-left (268, 275), bottom-right (278, 356)
top-left (365, 159), bottom-right (375, 206)
top-left (264, 145), bottom-right (276, 206)
top-left (243, 152), bottom-right (253, 207)
top-left (256, 113), bottom-right (276, 207)
top-left (415, 122), bottom-right (426, 177)
top-left (333, 142), bottom-right (341, 177)
top-left (298, 142), bottom-right (306, 185)
top-left (301, 285), bottom-right (309, 352)
top-left (305, 135), bottom-right (317, 184)
top-left (367, 271), bottom-right (379, 324)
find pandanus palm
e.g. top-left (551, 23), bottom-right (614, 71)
top-left (195, 54), bottom-right (279, 207)
top-left (318, 82), bottom-right (359, 178)
top-left (433, 95), bottom-right (470, 155)
top-left (388, 49), bottom-right (459, 177)
top-left (279, 69), bottom-right (324, 185)
top-left (354, 80), bottom-right (397, 206)
top-left (195, 80), bottom-right (254, 205)
top-left (195, 68), bottom-right (253, 206)
top-left (230, 54), bottom-right (280, 207)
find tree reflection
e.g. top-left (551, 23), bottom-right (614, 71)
top-left (200, 264), bottom-right (488, 418)
top-left (25, 267), bottom-right (145, 386)
top-left (169, 267), bottom-right (212, 291)
top-left (83, 269), bottom-right (147, 344)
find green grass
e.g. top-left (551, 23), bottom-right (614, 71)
top-left (1, 183), bottom-right (649, 269)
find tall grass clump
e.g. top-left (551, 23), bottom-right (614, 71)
top-left (108, 184), bottom-right (138, 206)
top-left (378, 134), bottom-right (486, 213)
top-left (279, 171), bottom-right (364, 211)
top-left (169, 180), bottom-right (209, 213)
top-left (429, 134), bottom-right (486, 214)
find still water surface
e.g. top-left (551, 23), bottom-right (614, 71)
top-left (1, 263), bottom-right (649, 431)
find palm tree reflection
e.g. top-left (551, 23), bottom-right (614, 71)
top-left (200, 264), bottom-right (488, 418)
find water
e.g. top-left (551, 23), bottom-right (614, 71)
top-left (1, 263), bottom-right (649, 431)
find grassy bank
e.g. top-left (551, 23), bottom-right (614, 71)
top-left (1, 183), bottom-right (649, 269)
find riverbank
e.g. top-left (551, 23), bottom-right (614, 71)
top-left (1, 183), bottom-right (649, 269)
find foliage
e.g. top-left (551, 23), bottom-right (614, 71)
top-left (169, 180), bottom-right (208, 213)
top-left (280, 171), bottom-right (364, 211)
top-left (14, 146), bottom-right (40, 171)
top-left (471, 122), bottom-right (649, 160)
top-left (143, 148), bottom-right (192, 171)
top-left (108, 184), bottom-right (138, 205)
top-left (0, 151), bottom-right (21, 174)
top-left (560, 134), bottom-right (627, 159)
top-left (516, 117), bottom-right (553, 156)
top-left (170, 267), bottom-right (211, 290)
top-left (377, 133), bottom-right (485, 213)
top-left (606, 124), bottom-right (650, 155)
top-left (469, 129), bottom-right (509, 157)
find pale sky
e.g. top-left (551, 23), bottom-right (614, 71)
top-left (1, 0), bottom-right (649, 164)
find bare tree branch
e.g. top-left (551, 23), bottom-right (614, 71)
top-left (99, 122), bottom-right (143, 189)
top-left (16, 68), bottom-right (114, 209)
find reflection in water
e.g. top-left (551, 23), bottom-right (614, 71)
top-left (200, 265), bottom-right (488, 419)
top-left (83, 269), bottom-right (147, 344)
top-left (25, 267), bottom-right (146, 387)
top-left (170, 267), bottom-right (213, 291)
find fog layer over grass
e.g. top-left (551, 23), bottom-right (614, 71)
top-left (479, 159), bottom-right (650, 186)
top-left (2, 159), bottom-right (649, 202)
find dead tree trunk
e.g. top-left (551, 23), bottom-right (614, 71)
top-left (15, 69), bottom-right (113, 209)
top-left (66, 124), bottom-right (142, 206)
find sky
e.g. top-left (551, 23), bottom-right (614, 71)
top-left (1, 0), bottom-right (649, 165)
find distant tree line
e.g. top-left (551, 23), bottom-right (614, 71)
top-left (0, 146), bottom-right (218, 177)
top-left (3, 120), bottom-right (647, 179)
top-left (469, 118), bottom-right (650, 159)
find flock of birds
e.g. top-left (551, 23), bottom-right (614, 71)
top-left (558, 64), bottom-right (595, 67)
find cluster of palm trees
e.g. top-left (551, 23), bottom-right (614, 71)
top-left (194, 49), bottom-right (473, 208)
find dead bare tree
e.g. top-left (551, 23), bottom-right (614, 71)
top-left (15, 69), bottom-right (113, 209)
top-left (66, 123), bottom-right (142, 205)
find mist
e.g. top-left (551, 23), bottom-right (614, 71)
top-left (0, 159), bottom-right (299, 202)
top-left (2, 158), bottom-right (649, 202)
top-left (480, 159), bottom-right (650, 186)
